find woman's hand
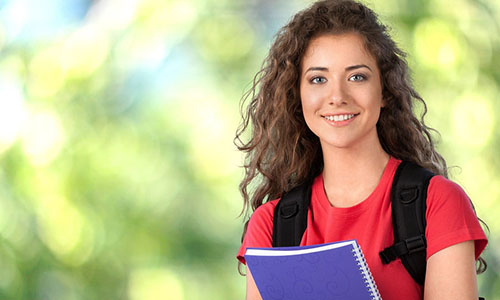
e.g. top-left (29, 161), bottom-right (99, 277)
top-left (424, 240), bottom-right (478, 299)
top-left (245, 265), bottom-right (263, 300)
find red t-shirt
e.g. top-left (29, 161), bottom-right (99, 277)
top-left (237, 157), bottom-right (488, 300)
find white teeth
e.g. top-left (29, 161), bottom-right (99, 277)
top-left (324, 114), bottom-right (355, 122)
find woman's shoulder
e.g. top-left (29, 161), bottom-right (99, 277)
top-left (240, 199), bottom-right (280, 253)
top-left (427, 175), bottom-right (468, 199)
top-left (249, 199), bottom-right (280, 223)
top-left (426, 175), bottom-right (476, 214)
top-left (425, 175), bottom-right (488, 260)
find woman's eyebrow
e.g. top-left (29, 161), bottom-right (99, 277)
top-left (345, 64), bottom-right (372, 71)
top-left (304, 64), bottom-right (372, 74)
top-left (304, 66), bottom-right (328, 74)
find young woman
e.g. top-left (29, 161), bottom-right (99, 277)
top-left (235, 0), bottom-right (488, 299)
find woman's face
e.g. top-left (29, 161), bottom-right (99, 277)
top-left (300, 33), bottom-right (384, 151)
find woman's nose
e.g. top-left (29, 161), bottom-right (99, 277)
top-left (328, 80), bottom-right (348, 106)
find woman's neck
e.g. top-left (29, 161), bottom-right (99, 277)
top-left (321, 139), bottom-right (390, 207)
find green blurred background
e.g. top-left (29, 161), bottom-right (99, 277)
top-left (0, 0), bottom-right (498, 299)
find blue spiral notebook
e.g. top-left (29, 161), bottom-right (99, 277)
top-left (245, 240), bottom-right (381, 300)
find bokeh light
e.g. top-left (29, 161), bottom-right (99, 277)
top-left (0, 75), bottom-right (26, 153)
top-left (128, 267), bottom-right (184, 300)
top-left (21, 110), bottom-right (64, 166)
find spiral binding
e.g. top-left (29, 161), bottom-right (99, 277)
top-left (352, 243), bottom-right (382, 300)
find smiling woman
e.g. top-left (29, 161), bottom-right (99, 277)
top-left (234, 0), bottom-right (488, 299)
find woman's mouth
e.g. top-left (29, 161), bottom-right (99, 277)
top-left (322, 113), bottom-right (360, 126)
top-left (323, 114), bottom-right (357, 122)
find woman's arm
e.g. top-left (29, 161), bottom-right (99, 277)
top-left (424, 240), bottom-right (478, 299)
top-left (246, 265), bottom-right (263, 300)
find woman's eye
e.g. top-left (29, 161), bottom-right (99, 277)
top-left (349, 74), bottom-right (366, 82)
top-left (311, 77), bottom-right (327, 84)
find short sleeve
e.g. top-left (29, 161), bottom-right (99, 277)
top-left (425, 176), bottom-right (488, 260)
top-left (236, 199), bottom-right (278, 264)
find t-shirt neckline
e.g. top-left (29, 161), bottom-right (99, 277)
top-left (314, 156), bottom-right (399, 213)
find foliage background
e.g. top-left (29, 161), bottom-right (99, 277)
top-left (0, 0), bottom-right (498, 299)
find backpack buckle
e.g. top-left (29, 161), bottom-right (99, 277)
top-left (405, 235), bottom-right (426, 254)
top-left (280, 203), bottom-right (299, 219)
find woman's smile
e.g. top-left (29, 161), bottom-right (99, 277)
top-left (322, 113), bottom-right (360, 126)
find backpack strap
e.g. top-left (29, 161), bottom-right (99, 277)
top-left (272, 181), bottom-right (312, 247)
top-left (379, 161), bottom-right (435, 286)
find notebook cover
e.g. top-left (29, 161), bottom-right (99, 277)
top-left (244, 240), bottom-right (380, 300)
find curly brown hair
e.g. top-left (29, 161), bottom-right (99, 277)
top-left (235, 0), bottom-right (486, 273)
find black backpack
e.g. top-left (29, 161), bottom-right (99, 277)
top-left (270, 160), bottom-right (485, 298)
top-left (272, 161), bottom-right (433, 286)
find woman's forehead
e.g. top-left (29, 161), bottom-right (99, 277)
top-left (301, 33), bottom-right (377, 69)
